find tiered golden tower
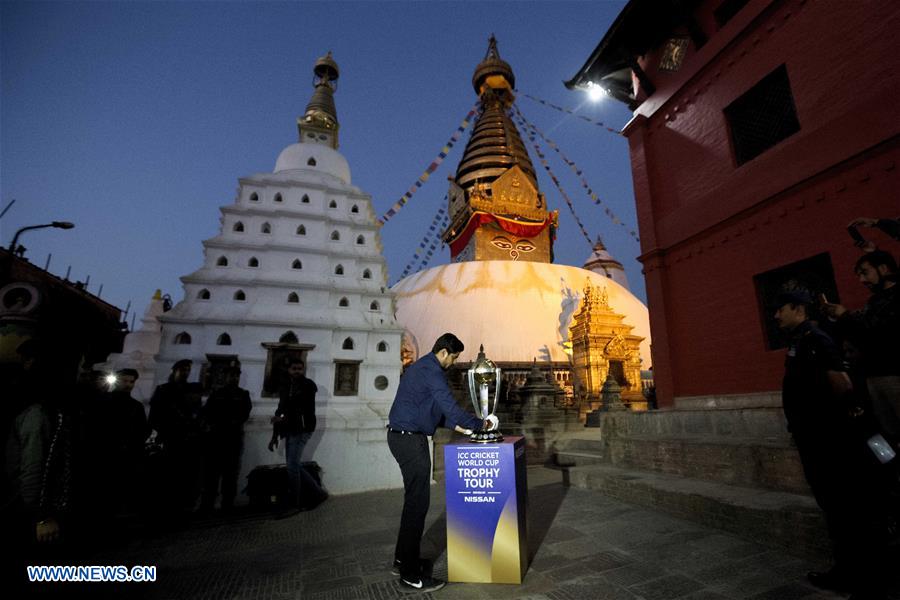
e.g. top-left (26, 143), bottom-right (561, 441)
top-left (569, 280), bottom-right (645, 410)
top-left (297, 51), bottom-right (340, 150)
top-left (443, 36), bottom-right (557, 263)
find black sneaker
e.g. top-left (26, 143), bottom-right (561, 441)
top-left (302, 492), bottom-right (328, 511)
top-left (273, 507), bottom-right (301, 520)
top-left (391, 558), bottom-right (431, 577)
top-left (807, 569), bottom-right (853, 593)
top-left (399, 576), bottom-right (444, 593)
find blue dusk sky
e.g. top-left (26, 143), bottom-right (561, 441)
top-left (1, 0), bottom-right (639, 324)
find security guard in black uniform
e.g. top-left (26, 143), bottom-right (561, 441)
top-left (775, 290), bottom-right (889, 600)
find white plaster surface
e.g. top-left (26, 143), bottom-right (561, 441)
top-left (95, 293), bottom-right (165, 402)
top-left (274, 142), bottom-right (351, 185)
top-left (392, 261), bottom-right (651, 367)
top-left (152, 135), bottom-right (403, 498)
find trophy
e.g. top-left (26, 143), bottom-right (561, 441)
top-left (466, 345), bottom-right (503, 443)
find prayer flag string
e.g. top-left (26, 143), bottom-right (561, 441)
top-left (516, 91), bottom-right (621, 135)
top-left (394, 201), bottom-right (448, 284)
top-left (377, 104), bottom-right (479, 226)
top-left (512, 103), bottom-right (640, 243)
top-left (411, 210), bottom-right (450, 276)
top-left (509, 108), bottom-right (593, 247)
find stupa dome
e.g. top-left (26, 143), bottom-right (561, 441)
top-left (392, 261), bottom-right (650, 366)
top-left (274, 142), bottom-right (351, 184)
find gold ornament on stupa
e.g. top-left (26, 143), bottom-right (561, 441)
top-left (298, 51), bottom-right (340, 149)
top-left (443, 36), bottom-right (557, 263)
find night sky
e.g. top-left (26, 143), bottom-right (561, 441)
top-left (1, 0), bottom-right (641, 324)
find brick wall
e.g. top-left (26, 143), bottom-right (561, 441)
top-left (625, 0), bottom-right (900, 405)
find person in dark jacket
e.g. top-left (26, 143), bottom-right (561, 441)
top-left (200, 365), bottom-right (251, 513)
top-left (107, 368), bottom-right (150, 514)
top-left (386, 333), bottom-right (494, 593)
top-left (822, 251), bottom-right (899, 448)
top-left (776, 290), bottom-right (889, 599)
top-left (109, 369), bottom-right (151, 458)
top-left (1, 340), bottom-right (53, 590)
top-left (149, 360), bottom-right (204, 514)
top-left (268, 358), bottom-right (326, 515)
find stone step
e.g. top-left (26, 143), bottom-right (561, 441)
top-left (554, 431), bottom-right (604, 453)
top-left (518, 428), bottom-right (571, 466)
top-left (606, 434), bottom-right (809, 495)
top-left (600, 408), bottom-right (790, 440)
top-left (516, 424), bottom-right (585, 437)
top-left (493, 423), bottom-right (586, 466)
top-left (555, 450), bottom-right (607, 467)
top-left (498, 416), bottom-right (582, 433)
top-left (565, 463), bottom-right (829, 560)
top-left (551, 431), bottom-right (808, 495)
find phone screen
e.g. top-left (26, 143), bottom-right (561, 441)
top-left (847, 226), bottom-right (866, 244)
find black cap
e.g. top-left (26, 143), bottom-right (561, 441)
top-left (16, 338), bottom-right (40, 359)
top-left (774, 290), bottom-right (813, 308)
top-left (172, 359), bottom-right (192, 370)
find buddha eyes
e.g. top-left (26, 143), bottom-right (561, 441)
top-left (491, 237), bottom-right (513, 250)
top-left (491, 236), bottom-right (535, 253)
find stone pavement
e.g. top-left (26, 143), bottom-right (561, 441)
top-left (27, 467), bottom-right (892, 599)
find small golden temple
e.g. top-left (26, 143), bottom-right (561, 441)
top-left (569, 280), bottom-right (645, 412)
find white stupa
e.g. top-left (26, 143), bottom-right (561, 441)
top-left (393, 39), bottom-right (650, 382)
top-left (154, 52), bottom-right (403, 495)
top-left (95, 290), bottom-right (167, 402)
top-left (583, 235), bottom-right (630, 291)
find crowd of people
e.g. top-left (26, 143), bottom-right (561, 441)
top-left (774, 216), bottom-right (899, 600)
top-left (146, 359), bottom-right (253, 518)
top-left (1, 349), bottom-right (327, 590)
top-left (2, 351), bottom-right (155, 589)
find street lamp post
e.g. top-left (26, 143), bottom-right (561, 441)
top-left (8, 221), bottom-right (75, 253)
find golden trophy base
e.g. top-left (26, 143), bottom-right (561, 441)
top-left (470, 430), bottom-right (503, 444)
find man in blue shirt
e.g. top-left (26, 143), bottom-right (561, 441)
top-left (387, 333), bottom-right (494, 593)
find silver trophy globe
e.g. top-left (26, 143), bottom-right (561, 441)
top-left (466, 345), bottom-right (503, 443)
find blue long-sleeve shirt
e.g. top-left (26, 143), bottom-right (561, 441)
top-left (388, 353), bottom-right (482, 435)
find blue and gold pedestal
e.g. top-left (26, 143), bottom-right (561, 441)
top-left (445, 435), bottom-right (528, 584)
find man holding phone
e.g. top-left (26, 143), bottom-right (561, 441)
top-left (821, 251), bottom-right (899, 449)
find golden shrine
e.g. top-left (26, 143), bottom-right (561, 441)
top-left (569, 280), bottom-right (645, 413)
top-left (443, 36), bottom-right (557, 263)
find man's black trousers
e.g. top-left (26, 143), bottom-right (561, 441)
top-left (793, 429), bottom-right (890, 594)
top-left (387, 431), bottom-right (431, 580)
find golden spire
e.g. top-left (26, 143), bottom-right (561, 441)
top-left (455, 36), bottom-right (537, 191)
top-left (443, 36), bottom-right (553, 264)
top-left (298, 51), bottom-right (340, 149)
top-left (471, 34), bottom-right (515, 95)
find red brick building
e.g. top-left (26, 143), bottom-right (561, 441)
top-left (0, 248), bottom-right (125, 382)
top-left (567, 0), bottom-right (899, 407)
